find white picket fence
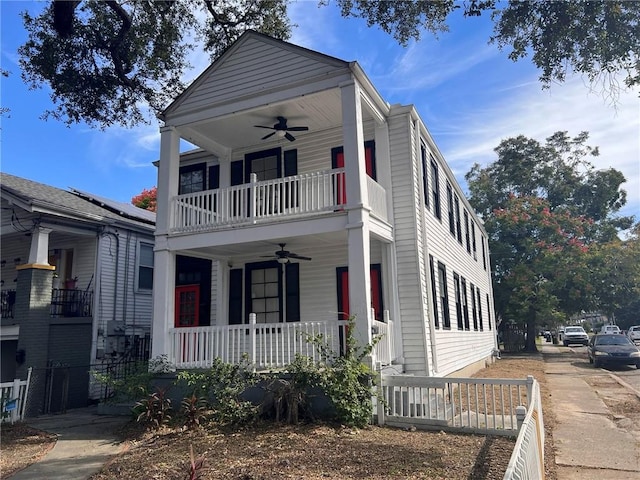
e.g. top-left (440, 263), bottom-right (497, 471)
top-left (377, 373), bottom-right (544, 478)
top-left (503, 378), bottom-right (545, 480)
top-left (1, 368), bottom-right (32, 423)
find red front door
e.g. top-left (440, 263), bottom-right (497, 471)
top-left (175, 285), bottom-right (200, 327)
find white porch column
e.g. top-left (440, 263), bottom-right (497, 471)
top-left (156, 125), bottom-right (181, 235)
top-left (27, 226), bottom-right (52, 265)
top-left (151, 244), bottom-right (176, 360)
top-left (151, 125), bottom-right (180, 361)
top-left (341, 80), bottom-right (372, 349)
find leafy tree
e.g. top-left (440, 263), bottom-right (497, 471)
top-left (18, 0), bottom-right (291, 128)
top-left (588, 223), bottom-right (640, 327)
top-left (16, 1), bottom-right (640, 129)
top-left (131, 186), bottom-right (157, 212)
top-left (466, 132), bottom-right (632, 351)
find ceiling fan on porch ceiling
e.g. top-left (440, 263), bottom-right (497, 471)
top-left (254, 116), bottom-right (309, 142)
top-left (262, 243), bottom-right (312, 264)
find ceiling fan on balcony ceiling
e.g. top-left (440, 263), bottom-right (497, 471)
top-left (254, 116), bottom-right (309, 142)
top-left (261, 243), bottom-right (312, 264)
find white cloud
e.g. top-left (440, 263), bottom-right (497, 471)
top-left (432, 76), bottom-right (640, 219)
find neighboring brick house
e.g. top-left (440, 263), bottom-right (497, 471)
top-left (150, 31), bottom-right (498, 377)
top-left (0, 173), bottom-right (155, 415)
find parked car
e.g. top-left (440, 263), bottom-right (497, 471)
top-left (588, 334), bottom-right (640, 368)
top-left (628, 325), bottom-right (640, 343)
top-left (562, 326), bottom-right (589, 346)
top-left (600, 325), bottom-right (622, 335)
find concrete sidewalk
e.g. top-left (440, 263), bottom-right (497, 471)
top-left (542, 345), bottom-right (640, 480)
top-left (8, 406), bottom-right (130, 480)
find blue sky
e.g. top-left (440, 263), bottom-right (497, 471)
top-left (2, 1), bottom-right (639, 222)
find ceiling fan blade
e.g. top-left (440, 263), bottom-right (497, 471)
top-left (285, 132), bottom-right (295, 142)
top-left (254, 125), bottom-right (275, 130)
top-left (286, 126), bottom-right (309, 131)
top-left (288, 253), bottom-right (312, 261)
top-left (262, 132), bottom-right (276, 140)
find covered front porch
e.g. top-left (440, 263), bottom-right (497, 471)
top-left (152, 232), bottom-right (401, 371)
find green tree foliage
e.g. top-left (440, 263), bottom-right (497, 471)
top-left (588, 224), bottom-right (640, 326)
top-left (16, 1), bottom-right (640, 129)
top-left (18, 0), bottom-right (291, 128)
top-left (466, 132), bottom-right (632, 351)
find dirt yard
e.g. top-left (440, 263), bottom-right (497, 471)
top-left (0, 354), bottom-right (554, 480)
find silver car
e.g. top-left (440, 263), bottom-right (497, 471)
top-left (562, 326), bottom-right (589, 346)
top-left (628, 325), bottom-right (640, 344)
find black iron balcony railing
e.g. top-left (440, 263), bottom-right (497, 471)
top-left (50, 289), bottom-right (93, 318)
top-left (1, 289), bottom-right (16, 319)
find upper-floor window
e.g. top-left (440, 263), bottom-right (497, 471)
top-left (447, 182), bottom-right (455, 236)
top-left (431, 157), bottom-right (441, 219)
top-left (179, 163), bottom-right (206, 194)
top-left (421, 143), bottom-right (429, 209)
top-left (481, 236), bottom-right (487, 270)
top-left (464, 210), bottom-right (471, 254)
top-left (137, 242), bottom-right (154, 291)
top-left (454, 194), bottom-right (462, 244)
top-left (471, 221), bottom-right (477, 260)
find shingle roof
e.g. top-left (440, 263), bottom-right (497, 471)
top-left (1, 172), bottom-right (155, 230)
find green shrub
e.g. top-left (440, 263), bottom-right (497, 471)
top-left (177, 356), bottom-right (258, 425)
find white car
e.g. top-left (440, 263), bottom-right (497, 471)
top-left (628, 325), bottom-right (640, 343)
top-left (601, 325), bottom-right (621, 335)
top-left (562, 326), bottom-right (589, 346)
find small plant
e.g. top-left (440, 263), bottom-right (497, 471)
top-left (184, 444), bottom-right (206, 480)
top-left (134, 387), bottom-right (172, 429)
top-left (180, 394), bottom-right (208, 430)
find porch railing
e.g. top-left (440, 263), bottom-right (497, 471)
top-left (367, 176), bottom-right (387, 222)
top-left (50, 289), bottom-right (93, 317)
top-left (172, 169), bottom-right (345, 232)
top-left (170, 317), bottom-right (350, 369)
top-left (171, 168), bottom-right (388, 232)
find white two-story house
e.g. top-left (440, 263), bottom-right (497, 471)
top-left (151, 31), bottom-right (498, 377)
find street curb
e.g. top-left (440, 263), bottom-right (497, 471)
top-left (608, 373), bottom-right (640, 401)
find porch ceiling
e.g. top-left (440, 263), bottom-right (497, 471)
top-left (179, 89), bottom-right (373, 152)
top-left (184, 231), bottom-right (347, 263)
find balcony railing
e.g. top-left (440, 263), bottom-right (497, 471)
top-left (50, 289), bottom-right (93, 318)
top-left (171, 169), bottom-right (388, 232)
top-left (169, 313), bottom-right (395, 370)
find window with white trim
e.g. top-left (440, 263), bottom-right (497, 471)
top-left (137, 242), bottom-right (154, 291)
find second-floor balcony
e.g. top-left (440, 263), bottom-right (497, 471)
top-left (0, 288), bottom-right (93, 320)
top-left (170, 168), bottom-right (387, 233)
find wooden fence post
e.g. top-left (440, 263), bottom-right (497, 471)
top-left (249, 313), bottom-right (257, 368)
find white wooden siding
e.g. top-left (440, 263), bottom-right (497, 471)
top-left (178, 37), bottom-right (347, 114)
top-left (94, 228), bottom-right (154, 359)
top-left (419, 141), bottom-right (496, 377)
top-left (387, 113), bottom-right (429, 375)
